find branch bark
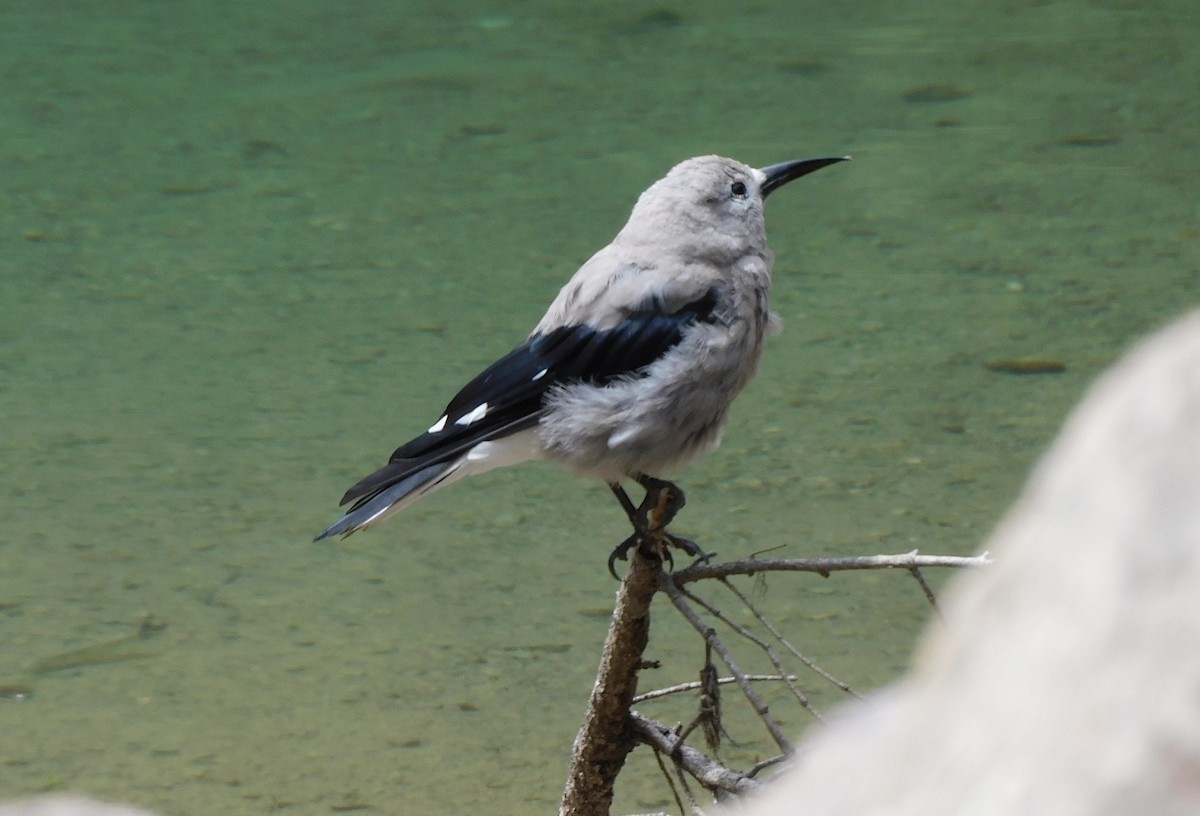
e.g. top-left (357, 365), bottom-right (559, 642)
top-left (630, 712), bottom-right (765, 796)
top-left (658, 569), bottom-right (794, 753)
top-left (672, 551), bottom-right (991, 584)
top-left (634, 674), bottom-right (799, 702)
top-left (560, 549), bottom-right (661, 816)
top-left (560, 548), bottom-right (988, 814)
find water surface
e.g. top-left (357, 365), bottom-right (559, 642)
top-left (1, 1), bottom-right (1197, 813)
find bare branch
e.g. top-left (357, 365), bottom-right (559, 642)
top-left (561, 550), bottom-right (661, 816)
top-left (672, 551), bottom-right (991, 585)
top-left (634, 674), bottom-right (799, 703)
top-left (671, 755), bottom-right (701, 814)
top-left (631, 712), bottom-right (765, 796)
top-left (746, 754), bottom-right (789, 779)
top-left (651, 749), bottom-right (687, 816)
top-left (717, 577), bottom-right (862, 699)
top-left (563, 545), bottom-right (986, 813)
top-left (657, 569), bottom-right (793, 754)
top-left (907, 567), bottom-right (943, 618)
top-left (679, 585), bottom-right (824, 723)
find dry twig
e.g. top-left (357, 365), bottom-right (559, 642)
top-left (631, 712), bottom-right (764, 796)
top-left (561, 549), bottom-right (987, 815)
top-left (717, 577), bottom-right (861, 698)
top-left (673, 551), bottom-right (990, 584)
top-left (634, 674), bottom-right (800, 703)
top-left (657, 568), bottom-right (793, 754)
top-left (678, 584), bottom-right (824, 723)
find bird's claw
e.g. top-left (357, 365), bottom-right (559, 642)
top-left (608, 533), bottom-right (638, 580)
top-left (665, 533), bottom-right (715, 566)
top-left (607, 477), bottom-right (711, 579)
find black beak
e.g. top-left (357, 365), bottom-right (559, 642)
top-left (760, 156), bottom-right (849, 197)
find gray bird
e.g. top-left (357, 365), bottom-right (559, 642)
top-left (316, 154), bottom-right (846, 571)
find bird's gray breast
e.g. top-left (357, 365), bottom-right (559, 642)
top-left (536, 255), bottom-right (772, 480)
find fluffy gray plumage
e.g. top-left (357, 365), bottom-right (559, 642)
top-left (317, 154), bottom-right (845, 540)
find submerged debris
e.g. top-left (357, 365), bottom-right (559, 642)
top-left (903, 83), bottom-right (974, 103)
top-left (985, 358), bottom-right (1067, 375)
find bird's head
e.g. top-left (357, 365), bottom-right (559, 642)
top-left (618, 154), bottom-right (847, 262)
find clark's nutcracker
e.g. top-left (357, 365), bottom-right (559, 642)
top-left (316, 154), bottom-right (846, 569)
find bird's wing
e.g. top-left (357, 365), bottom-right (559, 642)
top-left (337, 284), bottom-right (723, 509)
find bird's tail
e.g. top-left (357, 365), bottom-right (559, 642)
top-left (313, 458), bottom-right (465, 540)
top-left (315, 428), bottom-right (540, 541)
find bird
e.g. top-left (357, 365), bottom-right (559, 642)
top-left (316, 154), bottom-right (847, 572)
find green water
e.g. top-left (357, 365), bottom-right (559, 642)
top-left (1, 1), bottom-right (1197, 813)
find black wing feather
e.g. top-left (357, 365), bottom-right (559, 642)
top-left (339, 286), bottom-right (721, 508)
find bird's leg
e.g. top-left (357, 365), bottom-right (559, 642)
top-left (633, 475), bottom-right (715, 566)
top-left (607, 476), bottom-right (714, 578)
top-left (607, 483), bottom-right (643, 579)
top-left (633, 475), bottom-right (685, 530)
top-left (609, 482), bottom-right (639, 520)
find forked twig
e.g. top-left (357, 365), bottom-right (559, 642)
top-left (746, 754), bottom-right (789, 778)
top-left (634, 674), bottom-right (800, 703)
top-left (561, 546), bottom-right (989, 814)
top-left (673, 551), bottom-right (991, 585)
top-left (657, 568), bottom-right (793, 754)
top-left (717, 577), bottom-right (861, 699)
top-left (907, 566), bottom-right (943, 618)
top-left (631, 712), bottom-right (764, 796)
top-left (679, 585), bottom-right (824, 723)
top-left (651, 748), bottom-right (687, 816)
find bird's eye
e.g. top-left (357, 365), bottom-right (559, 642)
top-left (731, 181), bottom-right (748, 198)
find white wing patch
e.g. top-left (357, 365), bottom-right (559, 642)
top-left (455, 402), bottom-right (489, 426)
top-left (427, 415), bottom-right (448, 434)
top-left (464, 429), bottom-right (541, 471)
top-left (532, 367), bottom-right (548, 381)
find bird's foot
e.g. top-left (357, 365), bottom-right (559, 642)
top-left (664, 532), bottom-right (716, 568)
top-left (634, 475), bottom-right (686, 531)
top-left (607, 533), bottom-right (640, 580)
top-left (606, 477), bottom-right (709, 579)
